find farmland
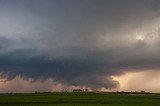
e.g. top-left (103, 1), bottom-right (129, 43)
top-left (0, 92), bottom-right (159, 106)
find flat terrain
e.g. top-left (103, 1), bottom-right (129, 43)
top-left (0, 92), bottom-right (160, 106)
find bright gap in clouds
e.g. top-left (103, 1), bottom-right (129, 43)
top-left (112, 70), bottom-right (160, 93)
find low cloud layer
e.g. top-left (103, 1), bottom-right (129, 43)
top-left (113, 70), bottom-right (160, 93)
top-left (0, 0), bottom-right (160, 92)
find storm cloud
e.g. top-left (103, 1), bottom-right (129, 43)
top-left (1, 0), bottom-right (160, 91)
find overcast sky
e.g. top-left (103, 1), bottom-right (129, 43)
top-left (0, 0), bottom-right (160, 92)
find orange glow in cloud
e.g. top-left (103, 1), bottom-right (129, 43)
top-left (112, 70), bottom-right (160, 93)
top-left (0, 76), bottom-right (88, 93)
top-left (0, 76), bottom-right (62, 93)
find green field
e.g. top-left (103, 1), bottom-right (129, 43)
top-left (0, 92), bottom-right (160, 106)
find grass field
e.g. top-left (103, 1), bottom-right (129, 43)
top-left (0, 92), bottom-right (160, 106)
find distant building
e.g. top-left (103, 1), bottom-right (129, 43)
top-left (141, 90), bottom-right (146, 93)
top-left (85, 89), bottom-right (88, 92)
top-left (73, 89), bottom-right (83, 92)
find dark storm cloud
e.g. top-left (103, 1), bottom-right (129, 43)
top-left (1, 0), bottom-right (160, 90)
top-left (0, 50), bottom-right (120, 89)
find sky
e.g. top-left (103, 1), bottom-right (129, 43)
top-left (0, 0), bottom-right (160, 93)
